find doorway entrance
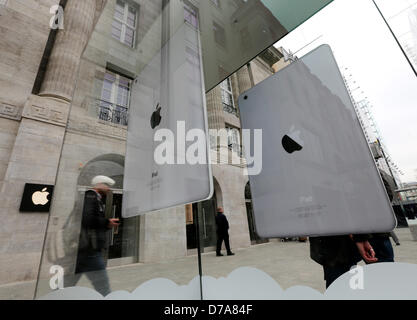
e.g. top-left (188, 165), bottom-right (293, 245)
top-left (106, 192), bottom-right (139, 262)
top-left (186, 178), bottom-right (221, 252)
top-left (245, 182), bottom-right (268, 244)
top-left (77, 154), bottom-right (140, 266)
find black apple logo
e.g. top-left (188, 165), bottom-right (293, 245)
top-left (150, 103), bottom-right (162, 129)
top-left (282, 126), bottom-right (304, 154)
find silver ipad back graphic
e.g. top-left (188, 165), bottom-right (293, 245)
top-left (122, 20), bottom-right (212, 217)
top-left (238, 45), bottom-right (396, 237)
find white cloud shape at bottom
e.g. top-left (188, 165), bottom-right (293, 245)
top-left (38, 263), bottom-right (417, 300)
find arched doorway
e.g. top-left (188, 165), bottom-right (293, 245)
top-left (245, 182), bottom-right (267, 244)
top-left (77, 154), bottom-right (139, 265)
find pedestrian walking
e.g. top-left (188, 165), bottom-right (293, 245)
top-left (215, 207), bottom-right (235, 256)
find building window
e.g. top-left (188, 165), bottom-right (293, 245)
top-left (185, 46), bottom-right (200, 67)
top-left (112, 0), bottom-right (137, 48)
top-left (220, 78), bottom-right (238, 116)
top-left (98, 71), bottom-right (131, 126)
top-left (185, 46), bottom-right (202, 86)
top-left (226, 126), bottom-right (242, 155)
top-left (240, 26), bottom-right (251, 50)
top-left (213, 21), bottom-right (226, 48)
top-left (184, 3), bottom-right (199, 29)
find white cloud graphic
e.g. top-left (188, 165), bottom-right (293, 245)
top-left (105, 277), bottom-right (201, 300)
top-left (202, 267), bottom-right (285, 300)
top-left (38, 263), bottom-right (417, 300)
top-left (325, 262), bottom-right (417, 300)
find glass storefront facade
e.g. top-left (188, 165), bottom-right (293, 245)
top-left (32, 0), bottom-right (288, 298)
top-left (1, 0), bottom-right (417, 300)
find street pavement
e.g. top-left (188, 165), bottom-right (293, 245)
top-left (1, 227), bottom-right (416, 299)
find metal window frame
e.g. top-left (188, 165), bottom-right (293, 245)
top-left (98, 70), bottom-right (132, 125)
top-left (220, 77), bottom-right (237, 114)
top-left (101, 71), bottom-right (131, 108)
top-left (112, 0), bottom-right (138, 48)
top-left (225, 125), bottom-right (242, 155)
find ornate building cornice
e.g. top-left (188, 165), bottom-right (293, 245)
top-left (22, 95), bottom-right (70, 126)
top-left (0, 102), bottom-right (21, 121)
top-left (67, 115), bottom-right (127, 141)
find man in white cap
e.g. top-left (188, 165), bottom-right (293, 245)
top-left (69, 175), bottom-right (119, 296)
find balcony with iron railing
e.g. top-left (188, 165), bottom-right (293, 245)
top-left (223, 102), bottom-right (239, 117)
top-left (95, 99), bottom-right (129, 126)
top-left (228, 143), bottom-right (243, 158)
top-left (209, 135), bottom-right (245, 167)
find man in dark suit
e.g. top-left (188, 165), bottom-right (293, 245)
top-left (67, 176), bottom-right (119, 296)
top-left (310, 234), bottom-right (377, 288)
top-left (215, 207), bottom-right (234, 256)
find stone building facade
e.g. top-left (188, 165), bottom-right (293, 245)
top-left (0, 0), bottom-right (287, 297)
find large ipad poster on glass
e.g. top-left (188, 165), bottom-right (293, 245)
top-left (122, 22), bottom-right (212, 217)
top-left (238, 45), bottom-right (396, 237)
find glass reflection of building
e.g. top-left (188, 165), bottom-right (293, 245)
top-left (0, 0), bottom-right (286, 298)
top-left (407, 7), bottom-right (417, 69)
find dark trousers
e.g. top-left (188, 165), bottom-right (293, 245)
top-left (216, 232), bottom-right (232, 254)
top-left (369, 237), bottom-right (394, 263)
top-left (65, 250), bottom-right (111, 296)
top-left (390, 231), bottom-right (400, 245)
top-left (323, 263), bottom-right (356, 289)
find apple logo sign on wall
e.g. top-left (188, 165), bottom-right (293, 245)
top-left (32, 187), bottom-right (50, 205)
top-left (150, 103), bottom-right (162, 129)
top-left (19, 184), bottom-right (54, 213)
top-left (282, 126), bottom-right (304, 154)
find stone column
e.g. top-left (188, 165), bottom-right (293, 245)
top-left (0, 0), bottom-right (100, 291)
top-left (236, 64), bottom-right (253, 94)
top-left (138, 207), bottom-right (187, 263)
top-left (206, 86), bottom-right (226, 164)
top-left (39, 0), bottom-right (97, 101)
top-left (206, 87), bottom-right (225, 131)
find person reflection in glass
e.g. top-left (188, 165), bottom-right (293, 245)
top-left (66, 175), bottom-right (119, 296)
top-left (215, 207), bottom-right (235, 257)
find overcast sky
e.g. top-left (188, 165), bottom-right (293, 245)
top-left (274, 0), bottom-right (417, 183)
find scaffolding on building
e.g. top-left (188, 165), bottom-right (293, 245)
top-left (342, 67), bottom-right (404, 186)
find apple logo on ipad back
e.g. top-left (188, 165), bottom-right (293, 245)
top-left (282, 126), bottom-right (304, 154)
top-left (150, 103), bottom-right (162, 129)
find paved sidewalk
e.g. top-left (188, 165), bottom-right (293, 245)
top-left (1, 228), bottom-right (416, 299)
